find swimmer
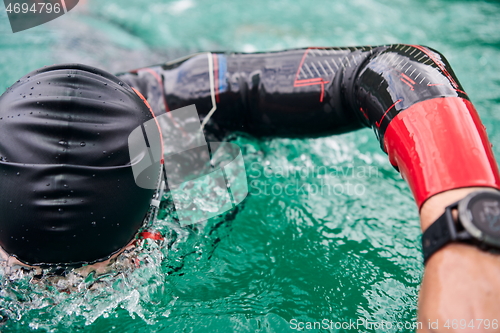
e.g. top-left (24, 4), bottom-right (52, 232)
top-left (1, 45), bottom-right (499, 332)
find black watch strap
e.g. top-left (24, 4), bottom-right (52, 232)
top-left (421, 205), bottom-right (457, 264)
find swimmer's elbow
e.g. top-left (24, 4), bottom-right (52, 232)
top-left (352, 44), bottom-right (467, 147)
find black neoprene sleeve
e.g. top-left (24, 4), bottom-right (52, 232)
top-left (117, 44), bottom-right (467, 146)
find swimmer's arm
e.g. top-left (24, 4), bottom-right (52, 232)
top-left (120, 44), bottom-right (467, 142)
top-left (118, 48), bottom-right (372, 137)
top-left (417, 188), bottom-right (500, 333)
top-left (348, 45), bottom-right (500, 331)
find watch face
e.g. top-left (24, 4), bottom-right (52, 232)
top-left (467, 191), bottom-right (500, 239)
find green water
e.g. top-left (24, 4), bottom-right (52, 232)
top-left (0, 0), bottom-right (499, 332)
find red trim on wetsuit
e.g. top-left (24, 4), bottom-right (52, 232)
top-left (384, 97), bottom-right (500, 208)
top-left (137, 68), bottom-right (171, 112)
top-left (131, 87), bottom-right (165, 164)
top-left (138, 230), bottom-right (164, 241)
top-left (293, 48), bottom-right (329, 103)
top-left (213, 53), bottom-right (220, 103)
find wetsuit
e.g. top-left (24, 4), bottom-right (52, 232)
top-left (118, 45), bottom-right (499, 207)
top-left (118, 45), bottom-right (464, 140)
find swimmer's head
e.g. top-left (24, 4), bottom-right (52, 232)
top-left (0, 64), bottom-right (161, 266)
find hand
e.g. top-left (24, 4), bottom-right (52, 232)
top-left (417, 188), bottom-right (500, 333)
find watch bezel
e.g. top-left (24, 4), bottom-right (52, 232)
top-left (458, 189), bottom-right (500, 248)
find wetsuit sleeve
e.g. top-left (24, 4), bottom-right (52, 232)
top-left (117, 48), bottom-right (375, 137)
top-left (350, 44), bottom-right (500, 207)
top-left (118, 45), bottom-right (500, 208)
top-left (116, 45), bottom-right (468, 140)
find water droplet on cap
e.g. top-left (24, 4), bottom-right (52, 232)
top-left (118, 81), bottom-right (123, 86)
top-left (80, 142), bottom-right (86, 147)
top-left (59, 140), bottom-right (67, 146)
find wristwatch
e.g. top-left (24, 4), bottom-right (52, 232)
top-left (422, 189), bottom-right (500, 264)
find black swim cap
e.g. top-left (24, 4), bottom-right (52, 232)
top-left (0, 64), bottom-right (160, 266)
